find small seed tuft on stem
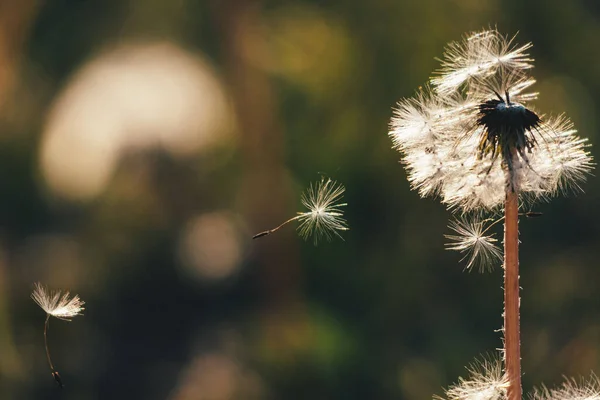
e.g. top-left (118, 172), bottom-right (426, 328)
top-left (253, 177), bottom-right (349, 245)
top-left (32, 283), bottom-right (85, 388)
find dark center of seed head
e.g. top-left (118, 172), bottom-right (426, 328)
top-left (476, 96), bottom-right (542, 161)
top-left (496, 102), bottom-right (530, 129)
top-left (478, 99), bottom-right (540, 134)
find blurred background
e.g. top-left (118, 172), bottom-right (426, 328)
top-left (0, 0), bottom-right (599, 399)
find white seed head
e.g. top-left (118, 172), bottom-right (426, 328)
top-left (438, 355), bottom-right (508, 400)
top-left (389, 28), bottom-right (593, 211)
top-left (32, 282), bottom-right (85, 321)
top-left (297, 177), bottom-right (349, 245)
top-left (531, 375), bottom-right (600, 400)
top-left (445, 216), bottom-right (502, 272)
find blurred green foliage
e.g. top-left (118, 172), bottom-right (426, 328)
top-left (0, 0), bottom-right (599, 399)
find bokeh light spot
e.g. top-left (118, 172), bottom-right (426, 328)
top-left (40, 42), bottom-right (233, 201)
top-left (177, 212), bottom-right (245, 282)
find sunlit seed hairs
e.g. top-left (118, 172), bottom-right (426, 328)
top-left (32, 282), bottom-right (85, 388)
top-left (445, 216), bottom-right (502, 272)
top-left (32, 282), bottom-right (85, 321)
top-left (431, 30), bottom-right (533, 95)
top-left (389, 28), bottom-right (593, 211)
top-left (296, 177), bottom-right (349, 244)
top-left (437, 355), bottom-right (508, 400)
top-left (253, 177), bottom-right (349, 245)
top-left (531, 375), bottom-right (600, 400)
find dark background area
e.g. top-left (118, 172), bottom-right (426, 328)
top-left (0, 1), bottom-right (599, 399)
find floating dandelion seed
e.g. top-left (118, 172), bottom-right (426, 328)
top-left (253, 177), bottom-right (348, 245)
top-left (438, 355), bottom-right (508, 400)
top-left (389, 29), bottom-right (593, 211)
top-left (445, 216), bottom-right (502, 272)
top-left (32, 282), bottom-right (85, 388)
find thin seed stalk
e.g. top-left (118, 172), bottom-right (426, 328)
top-left (44, 315), bottom-right (54, 371)
top-left (252, 215), bottom-right (302, 239)
top-left (504, 188), bottom-right (521, 400)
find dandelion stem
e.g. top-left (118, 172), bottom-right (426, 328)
top-left (504, 188), bottom-right (521, 400)
top-left (252, 215), bottom-right (302, 239)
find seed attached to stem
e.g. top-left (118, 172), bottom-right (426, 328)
top-left (32, 282), bottom-right (85, 388)
top-left (253, 177), bottom-right (349, 245)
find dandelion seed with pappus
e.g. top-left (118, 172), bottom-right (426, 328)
top-left (445, 216), bottom-right (502, 272)
top-left (32, 282), bottom-right (85, 388)
top-left (388, 28), bottom-right (593, 400)
top-left (253, 177), bottom-right (349, 245)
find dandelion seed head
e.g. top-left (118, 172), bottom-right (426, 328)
top-left (445, 216), bottom-right (502, 271)
top-left (32, 282), bottom-right (85, 321)
top-left (389, 28), bottom-right (593, 211)
top-left (297, 177), bottom-right (348, 245)
top-left (438, 355), bottom-right (508, 400)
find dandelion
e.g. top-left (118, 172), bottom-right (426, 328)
top-left (438, 355), bottom-right (508, 400)
top-left (389, 28), bottom-right (593, 400)
top-left (389, 30), bottom-right (592, 212)
top-left (32, 282), bottom-right (85, 388)
top-left (253, 177), bottom-right (348, 245)
top-left (445, 217), bottom-right (502, 272)
top-left (531, 375), bottom-right (600, 400)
